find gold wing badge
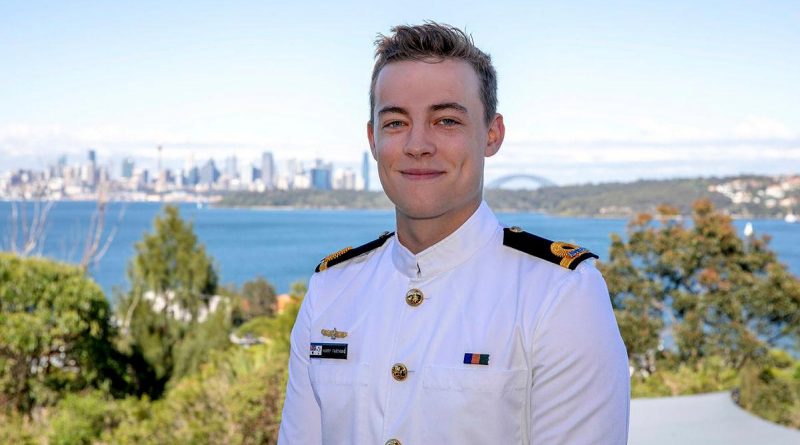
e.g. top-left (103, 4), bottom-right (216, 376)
top-left (321, 328), bottom-right (348, 340)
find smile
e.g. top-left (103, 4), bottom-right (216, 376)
top-left (399, 169), bottom-right (446, 180)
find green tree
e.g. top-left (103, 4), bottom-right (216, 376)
top-left (116, 205), bottom-right (221, 394)
top-left (737, 349), bottom-right (800, 427)
top-left (125, 205), bottom-right (217, 321)
top-left (0, 253), bottom-right (126, 414)
top-left (240, 276), bottom-right (278, 319)
top-left (107, 300), bottom-right (302, 445)
top-left (48, 390), bottom-right (117, 445)
top-left (601, 199), bottom-right (800, 373)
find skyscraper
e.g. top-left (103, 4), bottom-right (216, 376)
top-left (225, 156), bottom-right (239, 179)
top-left (261, 151), bottom-right (275, 189)
top-left (362, 151), bottom-right (371, 191)
top-left (85, 149), bottom-right (97, 188)
top-left (121, 157), bottom-right (135, 179)
top-left (199, 159), bottom-right (219, 186)
top-left (310, 159), bottom-right (332, 190)
top-left (55, 154), bottom-right (68, 178)
top-left (187, 166), bottom-right (199, 186)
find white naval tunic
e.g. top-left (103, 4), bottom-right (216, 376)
top-left (278, 202), bottom-right (630, 444)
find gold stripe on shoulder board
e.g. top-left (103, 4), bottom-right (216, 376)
top-left (550, 241), bottom-right (590, 269)
top-left (317, 246), bottom-right (353, 272)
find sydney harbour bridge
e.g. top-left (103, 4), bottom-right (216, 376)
top-left (485, 174), bottom-right (556, 189)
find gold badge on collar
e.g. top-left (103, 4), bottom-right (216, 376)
top-left (321, 328), bottom-right (348, 340)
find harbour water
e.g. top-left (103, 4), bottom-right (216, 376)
top-left (1, 201), bottom-right (798, 301)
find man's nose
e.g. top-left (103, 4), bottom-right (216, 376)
top-left (403, 125), bottom-right (436, 158)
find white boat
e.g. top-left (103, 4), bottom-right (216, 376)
top-left (786, 213), bottom-right (798, 224)
top-left (743, 222), bottom-right (754, 237)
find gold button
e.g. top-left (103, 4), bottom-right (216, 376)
top-left (405, 288), bottom-right (424, 307)
top-left (385, 439), bottom-right (401, 445)
top-left (510, 226), bottom-right (523, 233)
top-left (391, 363), bottom-right (408, 381)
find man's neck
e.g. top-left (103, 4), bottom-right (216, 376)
top-left (395, 201), bottom-right (482, 254)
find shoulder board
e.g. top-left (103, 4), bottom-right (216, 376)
top-left (502, 226), bottom-right (598, 270)
top-left (315, 231), bottom-right (395, 273)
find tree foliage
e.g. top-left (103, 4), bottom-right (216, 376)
top-left (127, 205), bottom-right (217, 319)
top-left (0, 253), bottom-right (126, 414)
top-left (601, 199), bottom-right (800, 373)
top-left (106, 304), bottom-right (301, 445)
top-left (117, 205), bottom-right (222, 394)
top-left (240, 276), bottom-right (278, 319)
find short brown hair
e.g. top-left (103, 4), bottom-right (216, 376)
top-left (370, 22), bottom-right (498, 125)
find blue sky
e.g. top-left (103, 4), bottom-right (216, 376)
top-left (1, 0), bottom-right (798, 186)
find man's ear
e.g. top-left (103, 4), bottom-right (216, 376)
top-left (485, 113), bottom-right (505, 157)
top-left (367, 121), bottom-right (378, 160)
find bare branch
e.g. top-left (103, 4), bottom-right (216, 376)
top-left (5, 197), bottom-right (54, 257)
top-left (80, 185), bottom-right (125, 272)
top-left (9, 200), bottom-right (19, 253)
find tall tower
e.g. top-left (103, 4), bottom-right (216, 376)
top-left (261, 151), bottom-right (275, 189)
top-left (85, 149), bottom-right (97, 189)
top-left (121, 157), bottom-right (135, 179)
top-left (156, 145), bottom-right (166, 193)
top-left (362, 151), bottom-right (371, 191)
top-left (225, 155), bottom-right (238, 179)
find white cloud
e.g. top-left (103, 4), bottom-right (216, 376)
top-left (733, 115), bottom-right (797, 139)
top-left (490, 115), bottom-right (800, 184)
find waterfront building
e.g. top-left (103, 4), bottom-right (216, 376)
top-left (333, 168), bottom-right (357, 190)
top-left (174, 168), bottom-right (185, 188)
top-left (225, 155), bottom-right (239, 180)
top-left (310, 159), bottom-right (332, 190)
top-left (293, 173), bottom-right (311, 190)
top-left (362, 151), bottom-right (370, 191)
top-left (187, 166), bottom-right (199, 186)
top-left (84, 149), bottom-right (98, 189)
top-left (262, 151), bottom-right (275, 189)
top-left (240, 163), bottom-right (259, 188)
top-left (121, 157), bottom-right (135, 179)
top-left (199, 159), bottom-right (219, 186)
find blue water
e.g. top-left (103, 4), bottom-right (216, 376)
top-left (1, 201), bottom-right (798, 301)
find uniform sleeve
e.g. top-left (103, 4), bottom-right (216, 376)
top-left (529, 263), bottom-right (630, 444)
top-left (278, 275), bottom-right (322, 445)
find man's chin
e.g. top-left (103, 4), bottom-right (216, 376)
top-left (394, 202), bottom-right (448, 222)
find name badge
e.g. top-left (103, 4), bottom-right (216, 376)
top-left (310, 342), bottom-right (348, 359)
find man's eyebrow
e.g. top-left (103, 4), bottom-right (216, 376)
top-left (430, 102), bottom-right (468, 114)
top-left (377, 106), bottom-right (409, 116)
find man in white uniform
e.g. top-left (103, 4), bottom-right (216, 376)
top-left (279, 23), bottom-right (629, 444)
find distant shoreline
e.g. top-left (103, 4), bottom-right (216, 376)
top-left (4, 173), bottom-right (797, 220)
top-left (2, 197), bottom-right (793, 221)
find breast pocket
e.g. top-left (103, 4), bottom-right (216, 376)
top-left (309, 363), bottom-right (370, 445)
top-left (422, 366), bottom-right (528, 444)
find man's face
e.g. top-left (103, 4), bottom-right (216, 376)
top-left (368, 59), bottom-right (504, 229)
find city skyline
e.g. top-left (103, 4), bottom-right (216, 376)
top-left (1, 1), bottom-right (798, 185)
top-left (0, 147), bottom-right (371, 202)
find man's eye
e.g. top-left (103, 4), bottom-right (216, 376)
top-left (438, 118), bottom-right (460, 126)
top-left (384, 121), bottom-right (405, 129)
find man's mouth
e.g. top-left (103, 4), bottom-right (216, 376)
top-left (400, 168), bottom-right (445, 180)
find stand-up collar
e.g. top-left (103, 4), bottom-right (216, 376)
top-left (391, 201), bottom-right (500, 279)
